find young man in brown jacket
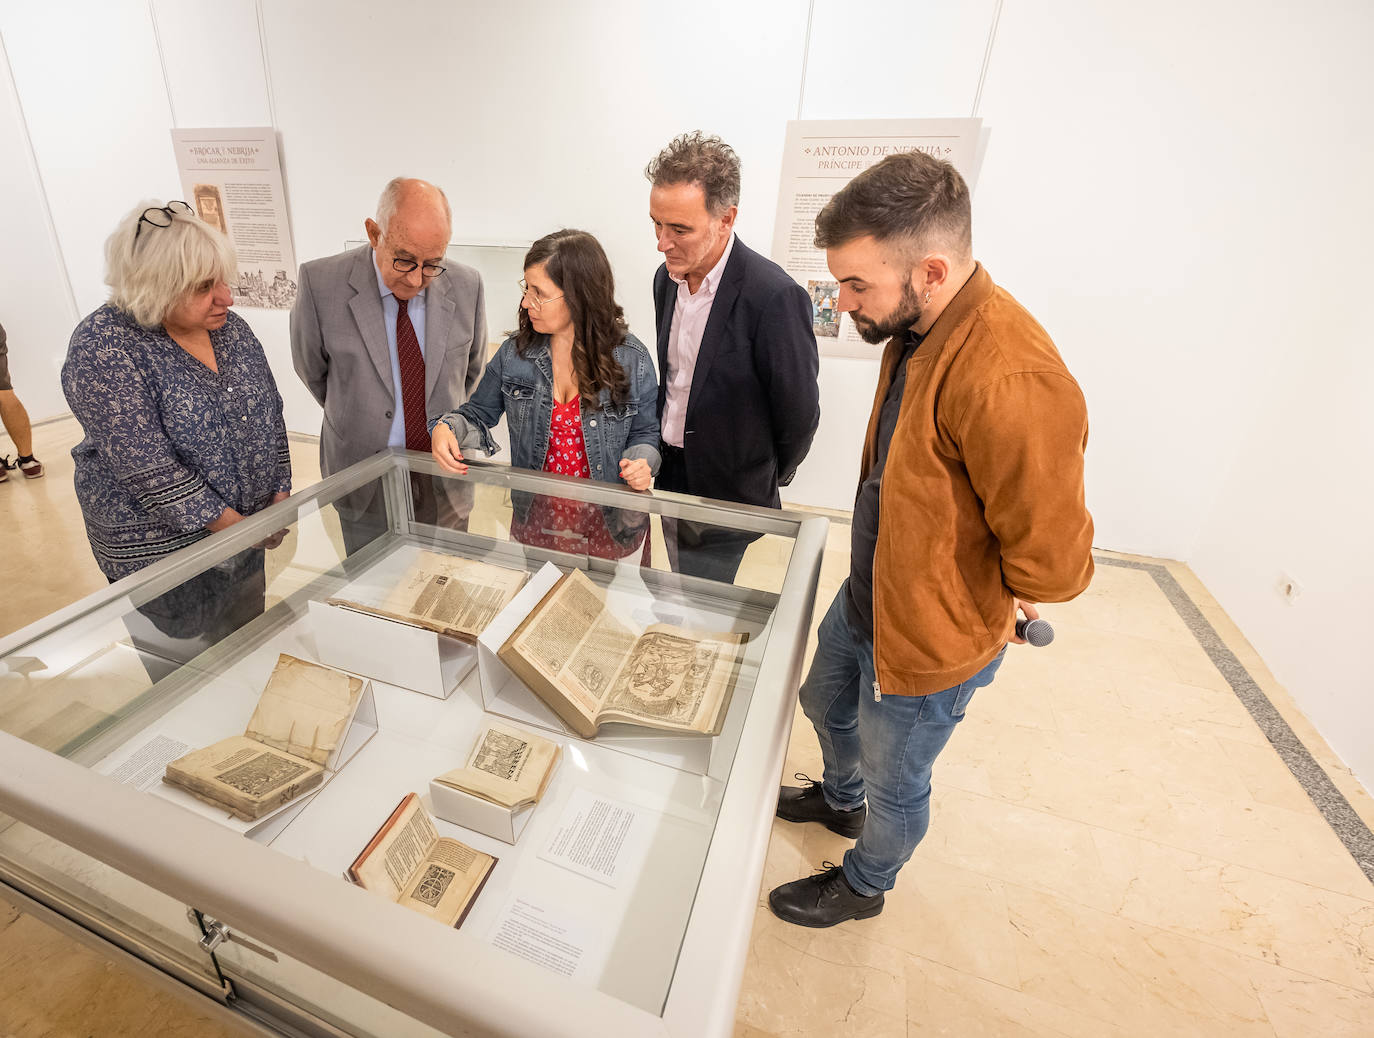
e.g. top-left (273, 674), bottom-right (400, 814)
top-left (769, 151), bottom-right (1094, 927)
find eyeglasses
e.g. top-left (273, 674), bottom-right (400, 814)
top-left (518, 278), bottom-right (564, 310)
top-left (135, 200), bottom-right (194, 241)
top-left (391, 257), bottom-right (447, 279)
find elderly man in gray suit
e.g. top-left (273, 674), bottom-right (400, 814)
top-left (291, 177), bottom-right (485, 551)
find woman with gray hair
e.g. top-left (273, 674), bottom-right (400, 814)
top-left (61, 200), bottom-right (292, 584)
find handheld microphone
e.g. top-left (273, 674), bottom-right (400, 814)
top-left (1015, 617), bottom-right (1055, 647)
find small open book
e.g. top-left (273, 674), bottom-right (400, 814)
top-left (434, 720), bottom-right (560, 810)
top-left (164, 654), bottom-right (364, 820)
top-left (498, 569), bottom-right (747, 739)
top-left (346, 793), bottom-right (497, 929)
top-left (329, 550), bottom-right (528, 643)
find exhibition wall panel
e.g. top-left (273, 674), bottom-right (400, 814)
top-left (0, 38), bottom-right (76, 424)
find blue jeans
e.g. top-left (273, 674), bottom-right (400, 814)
top-left (798, 584), bottom-right (1005, 896)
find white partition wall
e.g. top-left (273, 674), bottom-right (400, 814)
top-left (0, 36), bottom-right (75, 423)
top-left (1, 1), bottom-right (1372, 788)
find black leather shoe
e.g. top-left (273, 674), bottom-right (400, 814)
top-left (768, 862), bottom-right (885, 927)
top-left (776, 774), bottom-right (866, 838)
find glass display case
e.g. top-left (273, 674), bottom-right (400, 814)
top-left (0, 450), bottom-right (827, 1037)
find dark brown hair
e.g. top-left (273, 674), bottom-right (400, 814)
top-left (516, 230), bottom-right (630, 406)
top-left (644, 131), bottom-right (741, 216)
top-left (814, 150), bottom-right (972, 261)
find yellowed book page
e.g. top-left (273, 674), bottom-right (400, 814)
top-left (164, 734), bottom-right (324, 821)
top-left (349, 793), bottom-right (438, 901)
top-left (244, 654), bottom-right (364, 766)
top-left (435, 721), bottom-right (560, 809)
top-left (508, 569), bottom-right (637, 719)
top-left (333, 551), bottom-right (528, 641)
top-left (396, 837), bottom-right (497, 928)
top-left (597, 627), bottom-right (749, 734)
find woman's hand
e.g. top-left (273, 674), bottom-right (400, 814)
top-left (619, 457), bottom-right (652, 491)
top-left (207, 506), bottom-right (244, 532)
top-left (432, 422), bottom-right (468, 475)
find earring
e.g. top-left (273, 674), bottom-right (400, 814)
top-left (924, 291), bottom-right (930, 304)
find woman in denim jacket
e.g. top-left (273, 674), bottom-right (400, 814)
top-left (430, 229), bottom-right (659, 557)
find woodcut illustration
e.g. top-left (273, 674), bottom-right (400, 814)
top-left (347, 793), bottom-right (496, 928)
top-left (435, 720), bottom-right (560, 811)
top-left (499, 570), bottom-right (747, 739)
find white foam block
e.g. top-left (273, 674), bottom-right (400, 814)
top-left (310, 599), bottom-right (476, 700)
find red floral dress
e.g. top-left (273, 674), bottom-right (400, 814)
top-left (510, 397), bottom-right (634, 558)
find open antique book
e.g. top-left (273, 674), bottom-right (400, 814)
top-left (346, 792), bottom-right (497, 929)
top-left (329, 550), bottom-right (528, 643)
top-left (163, 654), bottom-right (365, 821)
top-left (434, 720), bottom-right (560, 810)
top-left (498, 569), bottom-right (748, 739)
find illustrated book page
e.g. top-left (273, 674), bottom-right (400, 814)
top-left (498, 569), bottom-right (748, 738)
top-left (163, 734), bottom-right (324, 821)
top-left (162, 654), bottom-right (362, 820)
top-left (434, 720), bottom-right (561, 809)
top-left (329, 551), bottom-right (529, 643)
top-left (245, 653), bottom-right (365, 764)
top-left (346, 792), bottom-right (497, 928)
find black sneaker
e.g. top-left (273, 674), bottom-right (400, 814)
top-left (768, 861), bottom-right (885, 927)
top-left (776, 773), bottom-right (866, 838)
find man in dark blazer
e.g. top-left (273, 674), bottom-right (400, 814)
top-left (646, 133), bottom-right (820, 582)
top-left (291, 177), bottom-right (485, 552)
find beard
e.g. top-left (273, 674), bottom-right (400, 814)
top-left (852, 281), bottom-right (923, 345)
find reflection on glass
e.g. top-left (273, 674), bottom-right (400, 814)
top-left (509, 489), bottom-right (648, 561)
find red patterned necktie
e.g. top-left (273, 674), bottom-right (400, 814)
top-left (396, 297), bottom-right (429, 451)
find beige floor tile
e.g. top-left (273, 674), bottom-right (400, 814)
top-left (912, 789), bottom-right (1121, 915)
top-left (1091, 826), bottom-right (1374, 990)
top-left (1216, 734), bottom-right (1325, 814)
top-left (1111, 671), bottom-right (1273, 747)
top-left (1134, 784), bottom-right (1372, 899)
top-left (904, 955), bottom-right (1132, 1038)
top-left (735, 907), bottom-right (907, 1037)
top-left (849, 856), bottom-right (1021, 989)
top-left (0, 912), bottom-right (249, 1038)
top-left (1253, 972), bottom-right (1374, 1038)
top-left (1051, 565), bottom-right (1198, 648)
top-left (1004, 884), bottom-right (1277, 1036)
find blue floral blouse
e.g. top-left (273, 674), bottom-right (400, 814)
top-left (62, 304), bottom-right (292, 580)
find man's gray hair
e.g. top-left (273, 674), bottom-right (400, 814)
top-left (644, 132), bottom-right (741, 216)
top-left (376, 177), bottom-right (452, 235)
top-left (104, 200), bottom-right (237, 328)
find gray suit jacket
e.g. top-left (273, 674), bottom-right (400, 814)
top-left (290, 244), bottom-right (486, 477)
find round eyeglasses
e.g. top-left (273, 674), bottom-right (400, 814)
top-left (135, 200), bottom-right (195, 241)
top-left (518, 278), bottom-right (564, 310)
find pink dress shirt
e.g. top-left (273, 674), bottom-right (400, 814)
top-left (660, 233), bottom-right (736, 448)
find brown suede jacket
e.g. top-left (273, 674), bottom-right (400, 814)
top-left (864, 263), bottom-right (1094, 695)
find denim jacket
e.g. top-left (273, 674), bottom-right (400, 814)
top-left (430, 332), bottom-right (661, 485)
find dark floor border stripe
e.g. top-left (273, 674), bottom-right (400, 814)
top-left (1094, 554), bottom-right (1374, 886)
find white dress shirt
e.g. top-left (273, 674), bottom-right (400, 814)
top-left (661, 233), bottom-right (736, 448)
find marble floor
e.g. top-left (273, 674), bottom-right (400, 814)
top-left (3, 417), bottom-right (1373, 1037)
